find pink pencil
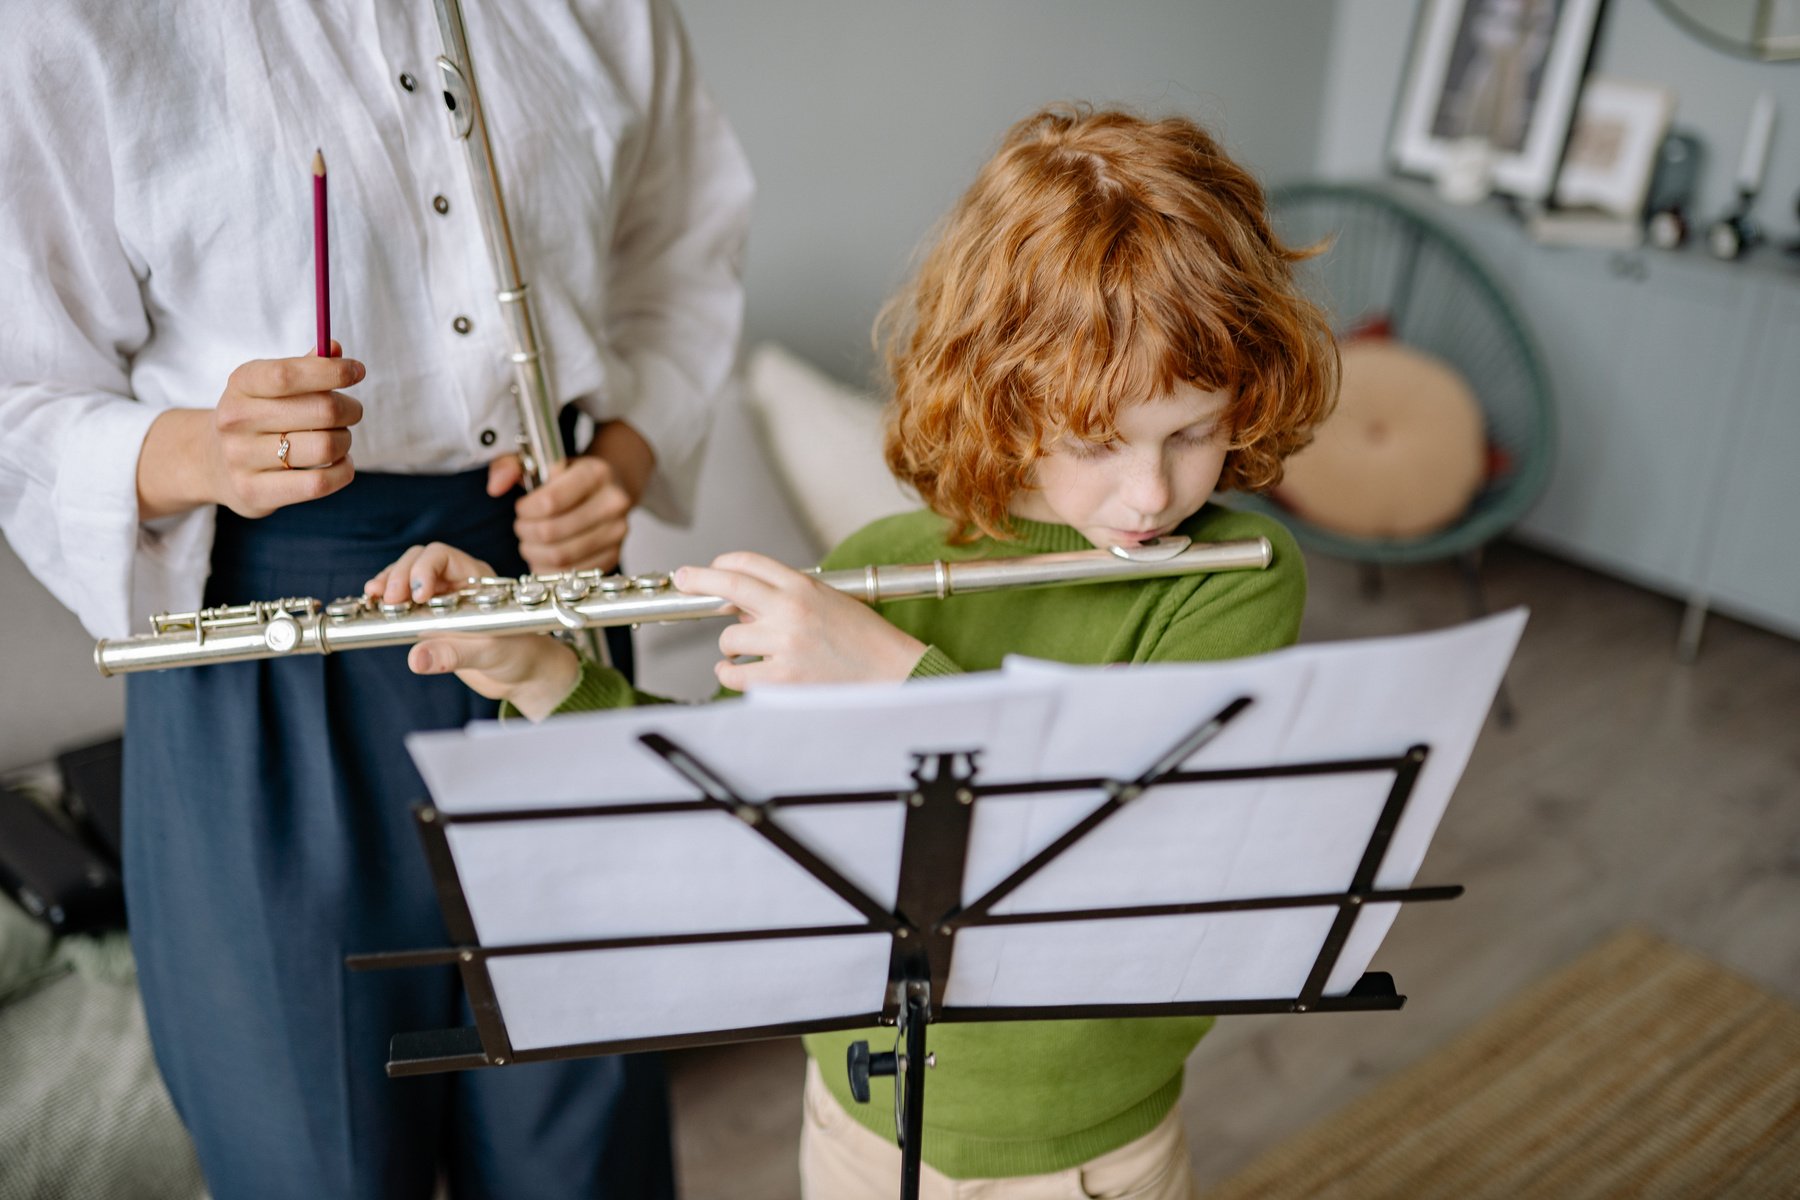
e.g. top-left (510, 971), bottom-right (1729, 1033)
top-left (312, 149), bottom-right (332, 357)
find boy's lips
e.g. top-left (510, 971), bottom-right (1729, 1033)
top-left (1105, 525), bottom-right (1172, 544)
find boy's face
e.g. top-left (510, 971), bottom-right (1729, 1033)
top-left (1011, 381), bottom-right (1232, 549)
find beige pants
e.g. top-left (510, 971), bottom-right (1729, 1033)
top-left (798, 1058), bottom-right (1199, 1200)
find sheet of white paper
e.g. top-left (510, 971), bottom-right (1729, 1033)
top-left (961, 612), bottom-right (1523, 1004)
top-left (1000, 651), bottom-right (1315, 776)
top-left (1276, 610), bottom-right (1526, 890)
top-left (408, 680), bottom-right (1056, 813)
top-left (489, 934), bottom-right (892, 1050)
top-left (945, 908), bottom-right (1343, 1008)
top-left (963, 650), bottom-right (1313, 909)
top-left (447, 809), bottom-right (893, 946)
top-left (977, 772), bottom-right (1393, 916)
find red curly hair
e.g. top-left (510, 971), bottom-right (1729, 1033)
top-left (880, 105), bottom-right (1338, 542)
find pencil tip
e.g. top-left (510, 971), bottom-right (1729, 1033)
top-left (313, 148), bottom-right (326, 175)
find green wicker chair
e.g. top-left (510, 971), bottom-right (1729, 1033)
top-left (1239, 182), bottom-right (1556, 721)
top-left (1240, 181), bottom-right (1555, 563)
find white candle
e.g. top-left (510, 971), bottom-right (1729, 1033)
top-left (1736, 92), bottom-right (1777, 193)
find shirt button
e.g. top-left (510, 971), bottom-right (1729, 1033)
top-left (432, 195), bottom-right (450, 215)
top-left (399, 72), bottom-right (417, 92)
top-left (479, 429), bottom-right (497, 447)
top-left (453, 315), bottom-right (473, 335)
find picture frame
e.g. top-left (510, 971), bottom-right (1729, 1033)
top-left (1390, 0), bottom-right (1608, 202)
top-left (1552, 77), bottom-right (1676, 216)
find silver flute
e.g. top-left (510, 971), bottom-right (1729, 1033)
top-left (434, 0), bottom-right (563, 487)
top-left (93, 536), bottom-right (1272, 676)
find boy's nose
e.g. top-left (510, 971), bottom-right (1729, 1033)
top-left (1120, 461), bottom-right (1173, 520)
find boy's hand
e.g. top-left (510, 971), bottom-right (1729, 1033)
top-left (365, 540), bottom-right (498, 607)
top-left (674, 552), bottom-right (927, 691)
top-left (363, 542), bottom-right (580, 720)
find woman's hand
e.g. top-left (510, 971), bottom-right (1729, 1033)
top-left (138, 342), bottom-right (364, 521)
top-left (487, 421), bottom-right (656, 574)
top-left (364, 542), bottom-right (581, 720)
top-left (674, 552), bottom-right (927, 691)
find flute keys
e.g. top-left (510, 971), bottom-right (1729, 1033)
top-left (516, 579), bottom-right (550, 606)
top-left (325, 598), bottom-right (365, 621)
top-left (379, 599), bottom-right (414, 617)
top-left (264, 612), bottom-right (302, 653)
top-left (427, 593), bottom-right (461, 612)
top-left (596, 575), bottom-right (631, 594)
top-left (473, 586), bottom-right (507, 609)
top-left (554, 578), bottom-right (592, 602)
top-left (631, 573), bottom-right (670, 592)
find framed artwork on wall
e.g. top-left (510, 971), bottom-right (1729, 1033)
top-left (1390, 0), bottom-right (1608, 202)
top-left (1553, 78), bottom-right (1676, 216)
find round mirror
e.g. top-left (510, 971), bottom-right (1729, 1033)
top-left (1653, 0), bottom-right (1800, 61)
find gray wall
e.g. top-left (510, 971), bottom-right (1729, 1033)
top-left (1317, 0), bottom-right (1800, 234)
top-left (681, 0), bottom-right (1340, 385)
top-left (0, 540), bottom-right (123, 773)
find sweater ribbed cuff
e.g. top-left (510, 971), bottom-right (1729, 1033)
top-left (498, 658), bottom-right (636, 722)
top-left (909, 645), bottom-right (965, 679)
top-left (553, 659), bottom-right (638, 714)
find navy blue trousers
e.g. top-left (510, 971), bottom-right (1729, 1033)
top-left (123, 471), bottom-right (672, 1200)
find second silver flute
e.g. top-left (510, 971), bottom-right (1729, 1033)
top-left (433, 0), bottom-right (562, 487)
top-left (93, 536), bottom-right (1271, 676)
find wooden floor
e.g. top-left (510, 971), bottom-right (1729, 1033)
top-left (665, 540), bottom-right (1800, 1198)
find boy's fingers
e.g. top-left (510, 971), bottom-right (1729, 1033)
top-left (411, 639), bottom-right (484, 675)
top-left (714, 658), bottom-right (751, 692)
top-left (716, 621), bottom-right (773, 662)
top-left (408, 547), bottom-right (455, 600)
top-left (415, 545), bottom-right (494, 596)
top-left (412, 636), bottom-right (513, 678)
top-left (373, 545), bottom-right (428, 603)
top-left (410, 638), bottom-right (469, 675)
top-left (672, 565), bottom-right (773, 613)
top-left (707, 551), bottom-right (805, 589)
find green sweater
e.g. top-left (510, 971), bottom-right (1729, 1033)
top-left (550, 502), bottom-right (1305, 1178)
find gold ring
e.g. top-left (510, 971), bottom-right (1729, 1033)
top-left (276, 434), bottom-right (292, 469)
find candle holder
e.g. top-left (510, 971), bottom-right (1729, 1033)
top-left (1707, 187), bottom-right (1764, 261)
top-left (1708, 94), bottom-right (1778, 262)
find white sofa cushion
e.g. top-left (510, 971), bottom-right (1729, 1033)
top-left (740, 342), bottom-right (917, 555)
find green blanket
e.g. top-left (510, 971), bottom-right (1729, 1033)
top-left (0, 890), bottom-right (205, 1199)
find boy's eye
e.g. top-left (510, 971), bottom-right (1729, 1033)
top-left (1062, 437), bottom-right (1117, 459)
top-left (1173, 423), bottom-right (1220, 445)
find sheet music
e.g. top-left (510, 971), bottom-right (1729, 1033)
top-left (404, 609), bottom-right (1525, 1048)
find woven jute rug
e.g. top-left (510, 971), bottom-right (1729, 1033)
top-left (1206, 929), bottom-right (1800, 1199)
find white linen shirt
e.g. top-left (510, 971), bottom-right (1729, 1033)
top-left (0, 0), bottom-right (752, 639)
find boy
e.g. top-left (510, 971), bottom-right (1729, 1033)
top-left (372, 105), bottom-right (1336, 1197)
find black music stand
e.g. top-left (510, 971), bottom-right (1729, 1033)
top-left (350, 634), bottom-right (1504, 1200)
